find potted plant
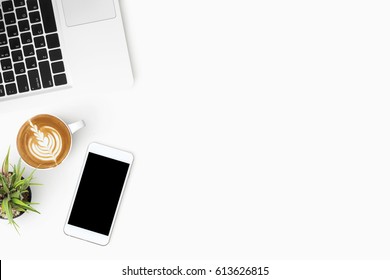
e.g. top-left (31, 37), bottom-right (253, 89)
top-left (0, 148), bottom-right (40, 231)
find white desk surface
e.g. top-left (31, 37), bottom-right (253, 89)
top-left (2, 0), bottom-right (390, 260)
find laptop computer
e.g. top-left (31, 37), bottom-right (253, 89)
top-left (0, 0), bottom-right (133, 101)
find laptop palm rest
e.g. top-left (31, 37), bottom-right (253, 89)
top-left (61, 0), bottom-right (116, 27)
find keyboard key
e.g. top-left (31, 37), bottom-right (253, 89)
top-left (14, 0), bottom-right (25, 7)
top-left (51, 61), bottom-right (64, 73)
top-left (1, 58), bottom-right (12, 70)
top-left (15, 7), bottom-right (27, 19)
top-left (0, 33), bottom-right (6, 45)
top-left (26, 0), bottom-right (38, 11)
top-left (0, 46), bottom-right (10, 58)
top-left (0, 21), bottom-right (4, 32)
top-left (0, 85), bottom-right (4, 96)
top-left (25, 56), bottom-right (36, 68)
top-left (9, 37), bottom-right (20, 49)
top-left (16, 74), bottom-right (28, 92)
top-left (20, 31), bottom-right (32, 44)
top-left (0, 10), bottom-right (2, 21)
top-left (22, 44), bottom-right (34, 56)
top-left (53, 73), bottom-right (66, 86)
top-left (31, 23), bottom-right (42, 35)
top-left (33, 35), bottom-right (44, 48)
top-left (3, 70), bottom-right (14, 82)
top-left (27, 69), bottom-right (40, 90)
top-left (36, 48), bottom-right (47, 60)
top-left (28, 11), bottom-right (40, 23)
top-left (6, 83), bottom-right (17, 95)
top-left (11, 49), bottom-right (22, 61)
top-left (14, 61), bottom-right (25, 74)
top-left (38, 0), bottom-right (56, 33)
top-left (46, 33), bottom-right (59, 49)
top-left (5, 13), bottom-right (16, 25)
top-left (2, 1), bottom-right (14, 12)
top-left (18, 19), bottom-right (29, 31)
top-left (49, 48), bottom-right (61, 61)
top-left (6, 25), bottom-right (18, 37)
top-left (38, 60), bottom-right (52, 88)
top-left (0, 73), bottom-right (2, 83)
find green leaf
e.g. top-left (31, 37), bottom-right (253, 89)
top-left (24, 170), bottom-right (35, 183)
top-left (7, 202), bottom-right (20, 233)
top-left (0, 175), bottom-right (9, 193)
top-left (14, 159), bottom-right (22, 181)
top-left (4, 197), bottom-right (13, 223)
top-left (13, 206), bottom-right (25, 212)
top-left (20, 167), bottom-right (25, 177)
top-left (1, 198), bottom-right (7, 215)
top-left (1, 198), bottom-right (20, 233)
top-left (10, 172), bottom-right (16, 189)
top-left (2, 147), bottom-right (10, 175)
top-left (21, 182), bottom-right (30, 191)
top-left (28, 183), bottom-right (43, 186)
top-left (11, 198), bottom-right (40, 214)
top-left (13, 179), bottom-right (26, 190)
top-left (10, 191), bottom-right (20, 198)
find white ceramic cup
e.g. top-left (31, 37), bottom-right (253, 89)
top-left (16, 114), bottom-right (85, 169)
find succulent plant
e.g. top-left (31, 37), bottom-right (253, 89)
top-left (0, 148), bottom-right (40, 231)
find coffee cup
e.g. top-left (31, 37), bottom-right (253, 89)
top-left (16, 114), bottom-right (85, 169)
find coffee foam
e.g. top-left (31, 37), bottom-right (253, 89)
top-left (28, 120), bottom-right (63, 164)
top-left (17, 114), bottom-right (72, 169)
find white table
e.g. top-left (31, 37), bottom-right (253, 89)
top-left (1, 0), bottom-right (390, 259)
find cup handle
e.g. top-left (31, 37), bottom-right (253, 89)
top-left (68, 120), bottom-right (85, 134)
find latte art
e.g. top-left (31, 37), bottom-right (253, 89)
top-left (17, 114), bottom-right (72, 169)
top-left (28, 121), bottom-right (63, 164)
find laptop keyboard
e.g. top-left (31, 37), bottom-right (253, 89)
top-left (0, 0), bottom-right (67, 99)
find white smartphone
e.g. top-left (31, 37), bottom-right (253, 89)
top-left (64, 142), bottom-right (134, 246)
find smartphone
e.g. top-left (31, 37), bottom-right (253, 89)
top-left (64, 142), bottom-right (134, 245)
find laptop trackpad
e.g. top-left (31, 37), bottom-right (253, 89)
top-left (62, 0), bottom-right (116, 27)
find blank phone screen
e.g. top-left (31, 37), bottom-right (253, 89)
top-left (68, 152), bottom-right (130, 235)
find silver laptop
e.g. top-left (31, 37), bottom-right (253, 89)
top-left (0, 0), bottom-right (133, 100)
